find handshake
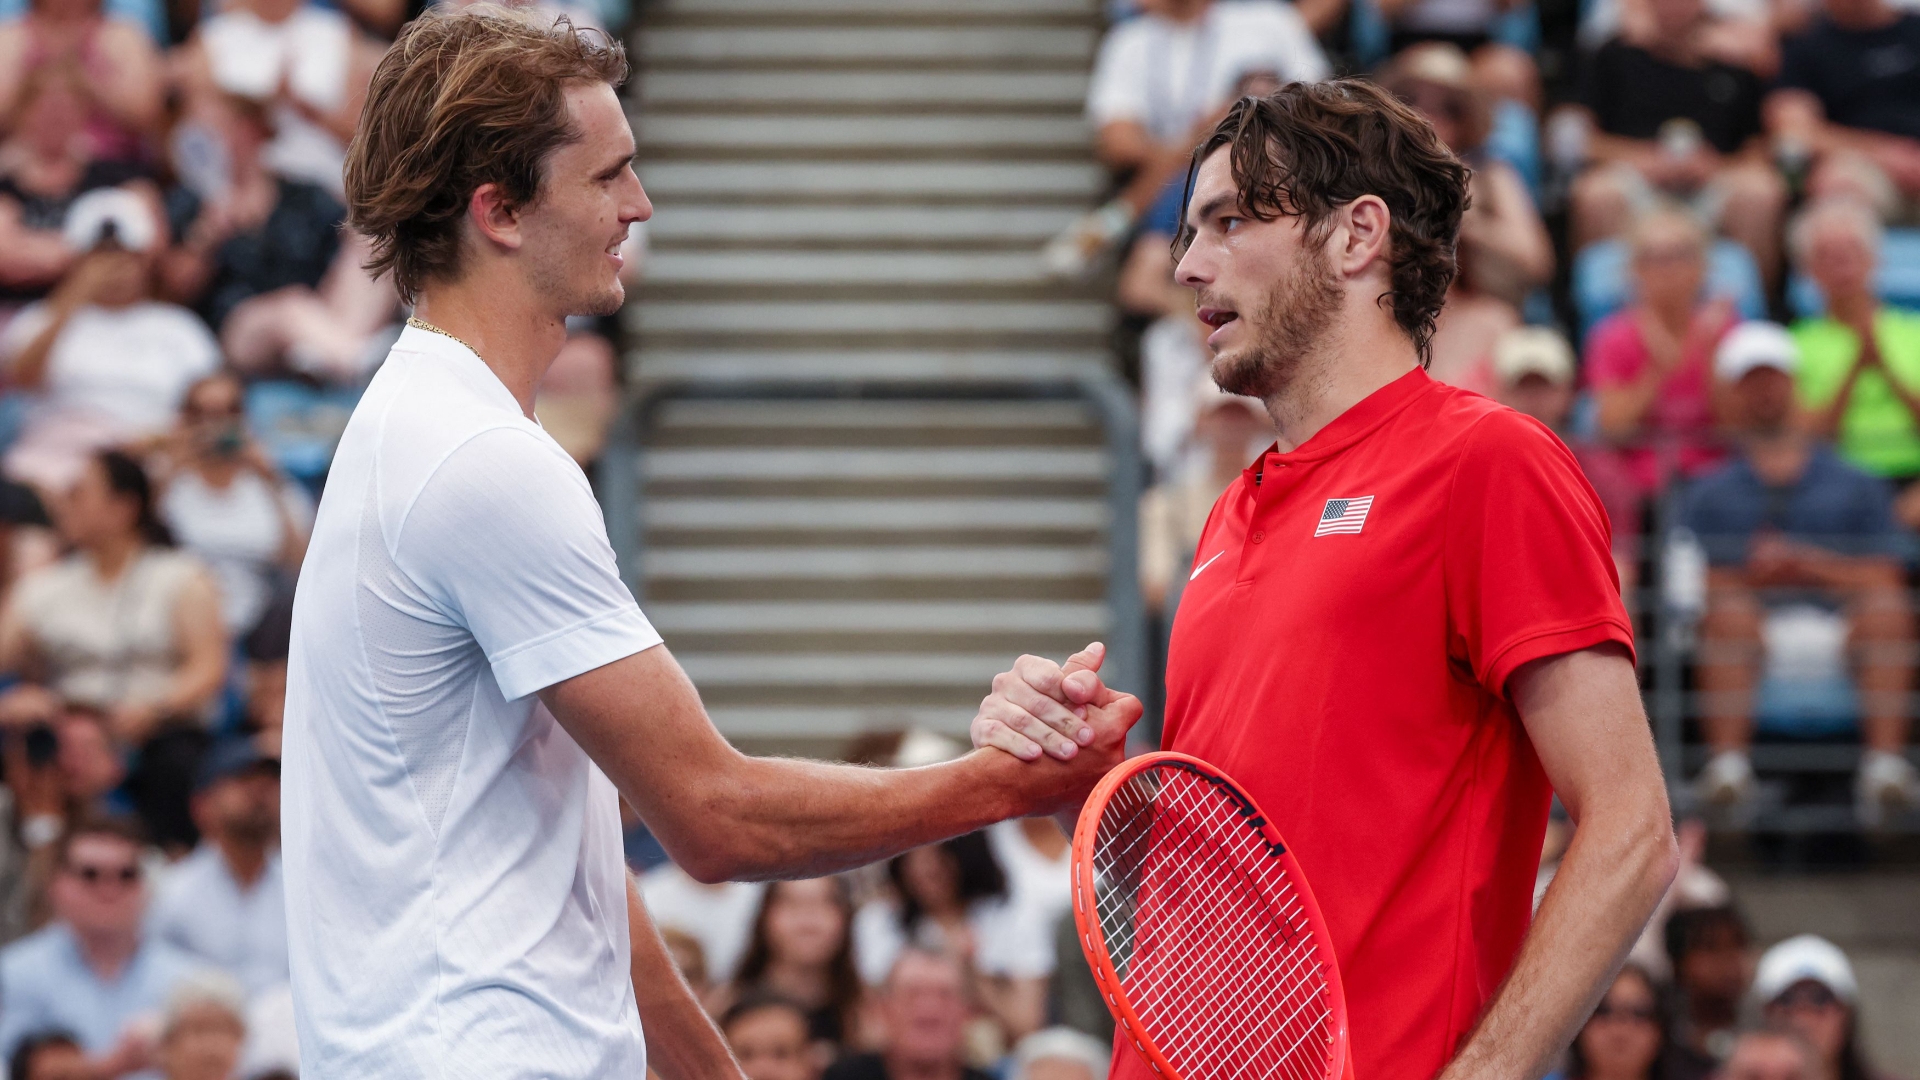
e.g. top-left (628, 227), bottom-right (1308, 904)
top-left (966, 642), bottom-right (1146, 820)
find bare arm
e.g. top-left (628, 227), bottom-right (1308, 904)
top-left (539, 646), bottom-right (1139, 884)
top-left (1435, 644), bottom-right (1679, 1080)
top-left (627, 876), bottom-right (743, 1080)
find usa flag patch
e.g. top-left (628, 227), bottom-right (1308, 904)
top-left (1314, 496), bottom-right (1374, 537)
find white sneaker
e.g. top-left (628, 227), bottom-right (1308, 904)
top-left (1695, 749), bottom-right (1757, 811)
top-left (1855, 750), bottom-right (1919, 828)
top-left (1041, 200), bottom-right (1135, 280)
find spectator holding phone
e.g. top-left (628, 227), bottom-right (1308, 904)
top-left (151, 373), bottom-right (310, 639)
top-left (0, 194), bottom-right (219, 493)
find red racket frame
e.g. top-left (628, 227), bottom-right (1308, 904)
top-left (1069, 751), bottom-right (1351, 1080)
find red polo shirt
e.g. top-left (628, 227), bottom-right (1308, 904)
top-left (1113, 368), bottom-right (1633, 1080)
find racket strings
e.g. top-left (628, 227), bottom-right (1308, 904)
top-left (1088, 767), bottom-right (1337, 1080)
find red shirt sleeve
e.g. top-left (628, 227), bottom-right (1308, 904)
top-left (1444, 409), bottom-right (1636, 697)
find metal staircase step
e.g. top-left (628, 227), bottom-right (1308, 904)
top-left (631, 348), bottom-right (1112, 383)
top-left (627, 299), bottom-right (1112, 337)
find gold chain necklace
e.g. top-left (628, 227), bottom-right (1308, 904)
top-left (406, 315), bottom-right (481, 358)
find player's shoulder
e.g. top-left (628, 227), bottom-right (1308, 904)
top-left (1418, 382), bottom-right (1577, 467)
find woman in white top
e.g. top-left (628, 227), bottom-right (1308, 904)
top-left (0, 449), bottom-right (227, 749)
top-left (153, 373), bottom-right (310, 638)
top-left (851, 831), bottom-right (1053, 1047)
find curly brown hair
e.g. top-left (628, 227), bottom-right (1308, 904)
top-left (1176, 79), bottom-right (1471, 366)
top-left (342, 6), bottom-right (628, 305)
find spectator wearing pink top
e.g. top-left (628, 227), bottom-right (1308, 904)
top-left (1586, 209), bottom-right (1740, 497)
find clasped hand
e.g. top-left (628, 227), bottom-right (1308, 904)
top-left (971, 642), bottom-right (1143, 763)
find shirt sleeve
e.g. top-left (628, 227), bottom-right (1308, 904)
top-left (1445, 411), bottom-right (1636, 697)
top-left (394, 427), bottom-right (662, 701)
top-left (0, 304), bottom-right (50, 367)
top-left (1086, 23), bottom-right (1150, 126)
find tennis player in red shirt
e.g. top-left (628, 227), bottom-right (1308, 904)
top-left (972, 80), bottom-right (1679, 1080)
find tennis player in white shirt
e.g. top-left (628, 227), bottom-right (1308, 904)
top-left (280, 10), bottom-right (1140, 1080)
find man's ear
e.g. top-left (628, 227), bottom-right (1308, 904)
top-left (467, 182), bottom-right (525, 252)
top-left (1335, 194), bottom-right (1393, 278)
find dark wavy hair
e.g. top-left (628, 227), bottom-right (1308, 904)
top-left (1176, 79), bottom-right (1471, 366)
top-left (96, 449), bottom-right (172, 547)
top-left (888, 831), bottom-right (1006, 930)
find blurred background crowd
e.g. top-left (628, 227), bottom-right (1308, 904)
top-left (0, 0), bottom-right (1914, 1075)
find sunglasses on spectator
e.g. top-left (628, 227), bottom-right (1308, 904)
top-left (186, 402), bottom-right (244, 420)
top-left (67, 862), bottom-right (140, 886)
top-left (1591, 1001), bottom-right (1660, 1024)
top-left (1772, 984), bottom-right (1842, 1010)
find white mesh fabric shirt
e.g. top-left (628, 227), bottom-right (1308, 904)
top-left (281, 324), bottom-right (662, 1079)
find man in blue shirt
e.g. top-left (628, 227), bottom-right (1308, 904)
top-left (0, 816), bottom-right (205, 1077)
top-left (1682, 321), bottom-right (1918, 825)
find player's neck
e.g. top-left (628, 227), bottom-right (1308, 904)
top-left (412, 277), bottom-right (569, 419)
top-left (1261, 315), bottom-right (1418, 453)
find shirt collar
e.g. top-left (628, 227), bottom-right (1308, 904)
top-left (1248, 366), bottom-right (1437, 481)
top-left (391, 322), bottom-right (528, 419)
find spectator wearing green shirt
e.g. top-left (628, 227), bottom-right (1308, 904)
top-left (1792, 197), bottom-right (1920, 529)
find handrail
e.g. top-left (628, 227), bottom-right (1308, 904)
top-left (596, 367), bottom-right (1149, 714)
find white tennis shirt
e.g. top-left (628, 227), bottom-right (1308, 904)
top-left (281, 324), bottom-right (662, 1078)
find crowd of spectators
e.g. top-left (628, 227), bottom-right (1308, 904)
top-left (1106, 0), bottom-right (1920, 827)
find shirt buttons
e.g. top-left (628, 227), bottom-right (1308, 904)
top-left (1251, 530), bottom-right (1265, 544)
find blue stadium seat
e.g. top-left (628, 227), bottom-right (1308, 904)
top-left (1572, 237), bottom-right (1768, 335)
top-left (1787, 227), bottom-right (1920, 318)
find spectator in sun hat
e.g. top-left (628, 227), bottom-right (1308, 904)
top-left (1754, 935), bottom-right (1894, 1080)
top-left (1682, 321), bottom-right (1917, 823)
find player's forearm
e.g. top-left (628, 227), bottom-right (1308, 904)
top-left (627, 880), bottom-right (742, 1080)
top-left (668, 750), bottom-right (1034, 883)
top-left (1436, 802), bottom-right (1676, 1080)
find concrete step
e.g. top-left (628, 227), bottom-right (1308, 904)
top-left (642, 204), bottom-right (1082, 247)
top-left (640, 27), bottom-right (1096, 66)
top-left (677, 651), bottom-right (1040, 687)
top-left (637, 113), bottom-right (1090, 154)
top-left (627, 299), bottom-right (1112, 337)
top-left (646, 599), bottom-right (1107, 634)
top-left (644, 249), bottom-right (1048, 288)
top-left (643, 447), bottom-right (1106, 482)
top-left (654, 399), bottom-right (1093, 430)
top-left (630, 348), bottom-right (1112, 383)
top-left (636, 160), bottom-right (1105, 201)
top-left (637, 70), bottom-right (1088, 110)
top-left (651, 0), bottom-right (1095, 18)
top-left (645, 497), bottom-right (1106, 530)
top-left (704, 705), bottom-right (980, 739)
top-left (645, 545), bottom-right (1105, 581)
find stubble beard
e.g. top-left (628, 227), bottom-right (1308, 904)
top-left (1209, 242), bottom-right (1343, 401)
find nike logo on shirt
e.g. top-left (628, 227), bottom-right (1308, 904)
top-left (1190, 550), bottom-right (1226, 581)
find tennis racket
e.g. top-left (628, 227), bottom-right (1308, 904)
top-left (1070, 752), bottom-right (1350, 1080)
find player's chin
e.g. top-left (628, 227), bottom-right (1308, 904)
top-left (574, 281), bottom-right (626, 319)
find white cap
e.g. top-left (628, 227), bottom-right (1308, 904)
top-left (1492, 327), bottom-right (1575, 387)
top-left (1715, 321), bottom-right (1800, 382)
top-left (1753, 934), bottom-right (1857, 1006)
top-left (62, 187), bottom-right (159, 253)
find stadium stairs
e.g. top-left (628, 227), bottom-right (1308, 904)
top-left (611, 0), bottom-right (1142, 757)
